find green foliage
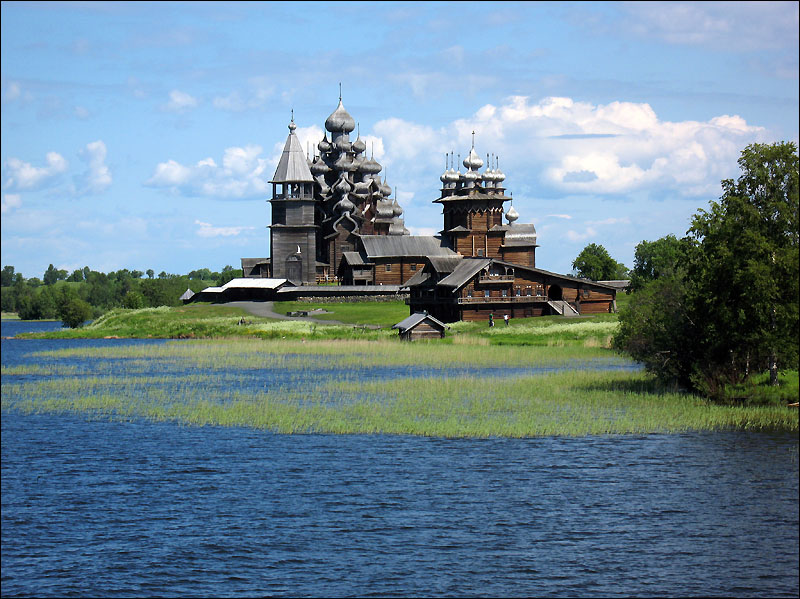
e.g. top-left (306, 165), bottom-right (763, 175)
top-left (122, 290), bottom-right (146, 309)
top-left (614, 142), bottom-right (799, 402)
top-left (59, 297), bottom-right (93, 328)
top-left (572, 243), bottom-right (628, 281)
top-left (629, 234), bottom-right (686, 291)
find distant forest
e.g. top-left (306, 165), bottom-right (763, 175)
top-left (0, 264), bottom-right (242, 320)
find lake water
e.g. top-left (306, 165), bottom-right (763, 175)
top-left (2, 320), bottom-right (798, 597)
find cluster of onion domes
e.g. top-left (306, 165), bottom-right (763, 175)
top-left (309, 96), bottom-right (406, 235)
top-left (440, 139), bottom-right (505, 193)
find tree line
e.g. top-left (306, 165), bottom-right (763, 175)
top-left (1, 264), bottom-right (243, 326)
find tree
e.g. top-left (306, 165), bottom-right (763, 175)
top-left (614, 142), bottom-right (799, 398)
top-left (572, 243), bottom-right (627, 281)
top-left (146, 269), bottom-right (155, 279)
top-left (43, 264), bottom-right (66, 285)
top-left (60, 297), bottom-right (93, 328)
top-left (1, 265), bottom-right (16, 287)
top-left (628, 235), bottom-right (686, 291)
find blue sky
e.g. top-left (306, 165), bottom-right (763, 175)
top-left (2, 1), bottom-right (798, 279)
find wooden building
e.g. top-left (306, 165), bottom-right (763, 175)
top-left (392, 312), bottom-right (449, 341)
top-left (404, 257), bottom-right (616, 323)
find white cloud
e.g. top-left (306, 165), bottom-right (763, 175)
top-left (442, 95), bottom-right (767, 197)
top-left (2, 151), bottom-right (68, 191)
top-left (146, 145), bottom-right (271, 199)
top-left (194, 219), bottom-right (256, 237)
top-left (163, 89), bottom-right (198, 112)
top-left (546, 214), bottom-right (572, 219)
top-left (3, 81), bottom-right (22, 102)
top-left (2, 193), bottom-right (21, 214)
top-left (77, 140), bottom-right (112, 193)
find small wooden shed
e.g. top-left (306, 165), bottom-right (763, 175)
top-left (392, 311), bottom-right (449, 341)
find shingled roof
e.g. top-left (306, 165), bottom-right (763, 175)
top-left (359, 235), bottom-right (457, 258)
top-left (270, 123), bottom-right (314, 183)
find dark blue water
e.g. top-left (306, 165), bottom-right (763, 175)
top-left (2, 320), bottom-right (798, 597)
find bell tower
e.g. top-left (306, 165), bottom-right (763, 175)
top-left (269, 117), bottom-right (317, 284)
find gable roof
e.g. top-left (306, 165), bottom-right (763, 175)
top-left (437, 258), bottom-right (491, 289)
top-left (359, 235), bottom-right (457, 258)
top-left (392, 312), bottom-right (449, 333)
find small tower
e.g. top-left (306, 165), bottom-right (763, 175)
top-left (269, 117), bottom-right (317, 284)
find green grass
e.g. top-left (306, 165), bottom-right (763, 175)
top-left (2, 339), bottom-right (796, 436)
top-left (1, 312), bottom-right (21, 320)
top-left (273, 300), bottom-right (410, 327)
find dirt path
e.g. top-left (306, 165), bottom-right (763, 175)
top-left (224, 301), bottom-right (353, 326)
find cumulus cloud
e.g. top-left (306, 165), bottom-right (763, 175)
top-left (163, 89), bottom-right (198, 112)
top-left (146, 145), bottom-right (271, 199)
top-left (2, 151), bottom-right (68, 191)
top-left (194, 220), bottom-right (256, 238)
top-left (2, 193), bottom-right (22, 214)
top-left (441, 95), bottom-right (766, 198)
top-left (77, 140), bottom-right (112, 194)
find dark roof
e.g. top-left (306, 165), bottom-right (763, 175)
top-left (401, 270), bottom-right (431, 288)
top-left (434, 191), bottom-right (507, 203)
top-left (241, 257), bottom-right (270, 267)
top-left (437, 258), bottom-right (491, 288)
top-left (392, 312), bottom-right (449, 332)
top-left (428, 256), bottom-right (464, 273)
top-left (359, 235), bottom-right (457, 258)
top-left (341, 251), bottom-right (371, 266)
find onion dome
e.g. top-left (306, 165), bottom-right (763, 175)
top-left (506, 204), bottom-right (519, 224)
top-left (333, 153), bottom-right (356, 172)
top-left (333, 174), bottom-right (352, 196)
top-left (316, 176), bottom-right (331, 197)
top-left (310, 156), bottom-right (330, 176)
top-left (361, 155), bottom-right (382, 175)
top-left (379, 178), bottom-right (392, 197)
top-left (334, 136), bottom-right (351, 153)
top-left (376, 198), bottom-right (395, 218)
top-left (352, 134), bottom-right (366, 154)
top-left (325, 98), bottom-right (356, 133)
top-left (353, 180), bottom-right (371, 194)
top-left (392, 199), bottom-right (403, 217)
top-left (463, 147), bottom-right (484, 170)
top-left (494, 157), bottom-right (506, 185)
top-left (318, 135), bottom-right (332, 154)
top-left (389, 218), bottom-right (406, 235)
top-left (335, 197), bottom-right (355, 213)
top-left (463, 169), bottom-right (478, 187)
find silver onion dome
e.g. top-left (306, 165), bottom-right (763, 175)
top-left (361, 156), bottom-right (382, 175)
top-left (506, 204), bottom-right (519, 223)
top-left (352, 134), bottom-right (366, 154)
top-left (463, 147), bottom-right (483, 170)
top-left (379, 178), bottom-right (392, 197)
top-left (325, 99), bottom-right (356, 133)
top-left (392, 198), bottom-right (403, 217)
top-left (318, 135), bottom-right (332, 153)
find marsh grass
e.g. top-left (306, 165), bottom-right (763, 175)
top-left (3, 339), bottom-right (795, 437)
top-left (272, 301), bottom-right (409, 327)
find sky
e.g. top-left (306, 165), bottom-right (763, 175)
top-left (2, 1), bottom-right (798, 280)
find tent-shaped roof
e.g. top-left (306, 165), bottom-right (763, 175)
top-left (271, 122), bottom-right (314, 183)
top-left (179, 288), bottom-right (195, 301)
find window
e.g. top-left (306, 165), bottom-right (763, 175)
top-left (477, 249), bottom-right (484, 257)
top-left (526, 287), bottom-right (532, 296)
top-left (467, 288), bottom-right (473, 298)
top-left (502, 289), bottom-right (508, 297)
top-left (582, 289), bottom-right (590, 298)
top-left (516, 287), bottom-right (521, 296)
top-left (410, 264), bottom-right (417, 271)
top-left (385, 264), bottom-right (391, 272)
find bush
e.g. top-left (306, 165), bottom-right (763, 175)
top-left (60, 298), bottom-right (93, 328)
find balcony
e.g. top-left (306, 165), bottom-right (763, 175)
top-left (457, 295), bottom-right (548, 304)
top-left (478, 273), bottom-right (514, 283)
